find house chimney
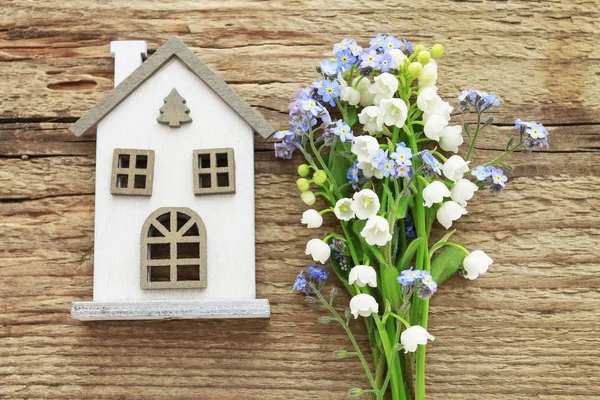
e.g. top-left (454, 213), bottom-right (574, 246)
top-left (110, 41), bottom-right (148, 87)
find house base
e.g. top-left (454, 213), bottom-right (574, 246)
top-left (71, 299), bottom-right (270, 321)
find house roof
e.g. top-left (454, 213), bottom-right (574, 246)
top-left (69, 36), bottom-right (275, 138)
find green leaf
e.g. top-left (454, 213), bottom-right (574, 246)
top-left (397, 237), bottom-right (423, 271)
top-left (381, 266), bottom-right (401, 308)
top-left (346, 106), bottom-right (358, 128)
top-left (349, 220), bottom-right (366, 262)
top-left (329, 152), bottom-right (352, 197)
top-left (430, 245), bottom-right (467, 285)
top-left (395, 195), bottom-right (409, 219)
top-left (505, 137), bottom-right (515, 151)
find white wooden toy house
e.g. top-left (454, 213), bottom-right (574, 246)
top-left (70, 37), bottom-right (272, 320)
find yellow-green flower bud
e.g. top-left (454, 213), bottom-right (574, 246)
top-left (348, 388), bottom-right (364, 397)
top-left (431, 44), bottom-right (444, 58)
top-left (301, 191), bottom-right (316, 206)
top-left (333, 350), bottom-right (349, 358)
top-left (312, 170), bottom-right (328, 186)
top-left (297, 164), bottom-right (310, 177)
top-left (296, 178), bottom-right (310, 192)
top-left (407, 62), bottom-right (423, 78)
top-left (417, 50), bottom-right (431, 65)
top-left (413, 44), bottom-right (426, 53)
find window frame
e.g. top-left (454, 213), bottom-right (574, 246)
top-left (192, 148), bottom-right (235, 195)
top-left (140, 207), bottom-right (207, 290)
top-left (110, 148), bottom-right (155, 196)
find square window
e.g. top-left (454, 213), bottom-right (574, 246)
top-left (118, 154), bottom-right (130, 168)
top-left (116, 174), bottom-right (129, 188)
top-left (148, 243), bottom-right (170, 260)
top-left (148, 266), bottom-right (170, 282)
top-left (199, 154), bottom-right (211, 169)
top-left (111, 149), bottom-right (154, 196)
top-left (134, 175), bottom-right (146, 189)
top-left (193, 149), bottom-right (235, 195)
top-left (135, 155), bottom-right (148, 169)
top-left (177, 242), bottom-right (200, 259)
top-left (216, 153), bottom-right (228, 167)
top-left (199, 173), bottom-right (211, 188)
top-left (216, 172), bottom-right (229, 187)
top-left (177, 265), bottom-right (200, 281)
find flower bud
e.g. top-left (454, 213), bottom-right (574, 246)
top-left (296, 178), bottom-right (310, 192)
top-left (413, 44), bottom-right (426, 53)
top-left (304, 296), bottom-right (318, 303)
top-left (431, 44), bottom-right (444, 58)
top-left (301, 191), bottom-right (316, 206)
top-left (407, 62), bottom-right (423, 78)
top-left (417, 50), bottom-right (431, 65)
top-left (348, 388), bottom-right (364, 397)
top-left (330, 287), bottom-right (338, 300)
top-left (312, 170), bottom-right (328, 186)
top-left (344, 308), bottom-right (352, 320)
top-left (297, 164), bottom-right (310, 177)
top-left (333, 350), bottom-right (349, 358)
top-left (317, 316), bottom-right (331, 324)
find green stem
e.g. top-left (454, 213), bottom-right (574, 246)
top-left (313, 289), bottom-right (379, 392)
top-left (465, 109), bottom-right (481, 161)
top-left (429, 241), bottom-right (470, 258)
top-left (373, 314), bottom-right (405, 400)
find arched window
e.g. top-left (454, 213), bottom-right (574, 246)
top-left (140, 207), bottom-right (207, 289)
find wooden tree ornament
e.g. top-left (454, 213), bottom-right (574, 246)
top-left (157, 88), bottom-right (192, 127)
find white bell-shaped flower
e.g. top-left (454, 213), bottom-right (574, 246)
top-left (334, 198), bottom-right (355, 221)
top-left (358, 161), bottom-right (384, 179)
top-left (368, 72), bottom-right (398, 105)
top-left (360, 216), bottom-right (393, 246)
top-left (419, 60), bottom-right (438, 88)
top-left (351, 135), bottom-right (379, 163)
top-left (377, 98), bottom-right (408, 129)
top-left (436, 200), bottom-right (467, 229)
top-left (423, 114), bottom-right (448, 141)
top-left (463, 250), bottom-right (493, 280)
top-left (348, 265), bottom-right (378, 288)
top-left (439, 125), bottom-right (464, 153)
top-left (301, 209), bottom-right (323, 228)
top-left (388, 49), bottom-right (407, 66)
top-left (305, 238), bottom-right (331, 263)
top-left (358, 106), bottom-right (382, 135)
top-left (400, 325), bottom-right (435, 353)
top-left (341, 85), bottom-right (361, 106)
top-left (349, 293), bottom-right (379, 318)
top-left (443, 155), bottom-right (470, 182)
top-left (450, 179), bottom-right (478, 207)
top-left (422, 181), bottom-right (451, 208)
top-left (351, 189), bottom-right (380, 220)
top-left (352, 77), bottom-right (375, 107)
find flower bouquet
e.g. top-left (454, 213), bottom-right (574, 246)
top-left (274, 33), bottom-right (548, 399)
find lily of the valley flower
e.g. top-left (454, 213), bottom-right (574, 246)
top-left (368, 72), bottom-right (399, 105)
top-left (423, 114), bottom-right (448, 141)
top-left (388, 49), bottom-right (407, 67)
top-left (450, 179), bottom-right (478, 207)
top-left (352, 77), bottom-right (375, 107)
top-left (439, 125), bottom-right (464, 153)
top-left (301, 209), bottom-right (323, 228)
top-left (305, 238), bottom-right (331, 263)
top-left (443, 155), bottom-right (470, 182)
top-left (351, 189), bottom-right (380, 220)
top-left (341, 85), bottom-right (361, 106)
top-left (351, 135), bottom-right (379, 163)
top-left (419, 60), bottom-right (438, 88)
top-left (358, 160), bottom-right (384, 179)
top-left (400, 325), bottom-right (435, 353)
top-left (358, 106), bottom-right (382, 135)
top-left (349, 293), bottom-right (379, 318)
top-left (334, 198), bottom-right (355, 221)
top-left (377, 98), bottom-right (408, 129)
top-left (422, 181), bottom-right (451, 207)
top-left (463, 250), bottom-right (493, 280)
top-left (360, 216), bottom-right (393, 246)
top-left (436, 200), bottom-right (467, 229)
top-left (348, 265), bottom-right (378, 288)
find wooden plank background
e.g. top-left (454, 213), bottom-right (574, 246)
top-left (1, 1), bottom-right (599, 398)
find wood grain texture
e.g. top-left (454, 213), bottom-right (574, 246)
top-left (0, 1), bottom-right (599, 399)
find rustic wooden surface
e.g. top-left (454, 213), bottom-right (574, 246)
top-left (1, 1), bottom-right (599, 399)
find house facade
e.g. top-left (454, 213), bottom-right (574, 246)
top-left (69, 37), bottom-right (273, 320)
